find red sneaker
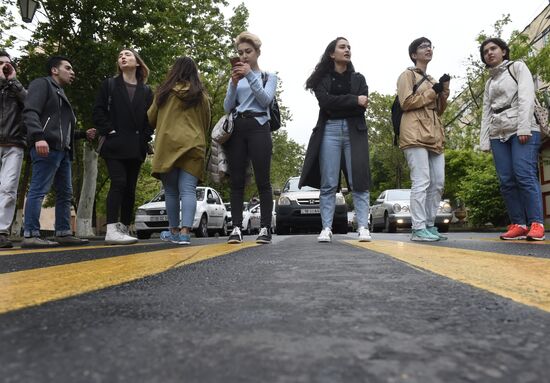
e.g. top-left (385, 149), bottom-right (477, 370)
top-left (527, 223), bottom-right (546, 241)
top-left (500, 224), bottom-right (528, 240)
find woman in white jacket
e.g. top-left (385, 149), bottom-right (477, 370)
top-left (479, 37), bottom-right (545, 241)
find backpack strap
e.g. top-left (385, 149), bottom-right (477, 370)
top-left (409, 69), bottom-right (429, 94)
top-left (506, 61), bottom-right (518, 84)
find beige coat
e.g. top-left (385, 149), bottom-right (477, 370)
top-left (147, 83), bottom-right (211, 181)
top-left (397, 68), bottom-right (450, 153)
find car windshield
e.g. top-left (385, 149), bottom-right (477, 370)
top-left (150, 191), bottom-right (165, 202)
top-left (387, 190), bottom-right (411, 200)
top-left (284, 178), bottom-right (318, 192)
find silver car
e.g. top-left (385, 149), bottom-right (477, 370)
top-left (369, 189), bottom-right (452, 233)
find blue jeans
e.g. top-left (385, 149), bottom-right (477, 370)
top-left (319, 119), bottom-right (370, 229)
top-left (490, 132), bottom-right (543, 225)
top-left (403, 147), bottom-right (445, 230)
top-left (160, 168), bottom-right (198, 229)
top-left (24, 148), bottom-right (73, 237)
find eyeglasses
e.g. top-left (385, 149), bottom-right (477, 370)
top-left (418, 43), bottom-right (434, 50)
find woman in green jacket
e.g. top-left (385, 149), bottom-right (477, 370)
top-left (147, 57), bottom-right (211, 244)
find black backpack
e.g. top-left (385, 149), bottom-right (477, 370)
top-left (261, 72), bottom-right (281, 132)
top-left (391, 70), bottom-right (429, 145)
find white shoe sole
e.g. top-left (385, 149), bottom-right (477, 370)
top-left (105, 239), bottom-right (138, 245)
top-left (359, 237), bottom-right (372, 242)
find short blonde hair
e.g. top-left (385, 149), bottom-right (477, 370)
top-left (234, 31), bottom-right (262, 52)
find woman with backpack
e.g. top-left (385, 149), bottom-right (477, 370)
top-left (299, 37), bottom-right (372, 243)
top-left (147, 57), bottom-right (211, 245)
top-left (479, 37), bottom-right (545, 241)
top-left (223, 31), bottom-right (277, 245)
top-left (396, 37), bottom-right (450, 242)
top-left (92, 48), bottom-right (154, 245)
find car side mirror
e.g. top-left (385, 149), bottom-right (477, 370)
top-left (274, 189), bottom-right (281, 196)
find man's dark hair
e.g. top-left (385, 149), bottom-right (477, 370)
top-left (46, 55), bottom-right (72, 76)
top-left (408, 37), bottom-right (431, 64)
top-left (0, 51), bottom-right (11, 60)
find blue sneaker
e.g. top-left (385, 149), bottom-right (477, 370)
top-left (176, 233), bottom-right (191, 245)
top-left (411, 228), bottom-right (439, 242)
top-left (426, 226), bottom-right (447, 240)
top-left (160, 230), bottom-right (178, 243)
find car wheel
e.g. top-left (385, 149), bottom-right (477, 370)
top-left (384, 213), bottom-right (397, 233)
top-left (437, 224), bottom-right (449, 233)
top-left (219, 220), bottom-right (228, 236)
top-left (245, 221), bottom-right (252, 235)
top-left (368, 216), bottom-right (374, 232)
top-left (136, 231), bottom-right (151, 240)
top-left (194, 215), bottom-right (209, 238)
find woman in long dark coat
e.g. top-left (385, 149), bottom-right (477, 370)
top-left (299, 37), bottom-right (372, 243)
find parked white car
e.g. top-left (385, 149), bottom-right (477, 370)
top-left (242, 204), bottom-right (261, 235)
top-left (135, 187), bottom-right (228, 239)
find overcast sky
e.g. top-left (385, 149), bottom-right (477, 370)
top-left (228, 0), bottom-right (549, 146)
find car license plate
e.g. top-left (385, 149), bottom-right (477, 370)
top-left (301, 208), bottom-right (320, 214)
top-left (150, 215), bottom-right (167, 222)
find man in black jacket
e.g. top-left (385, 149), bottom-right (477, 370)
top-left (0, 51), bottom-right (26, 248)
top-left (21, 56), bottom-right (89, 248)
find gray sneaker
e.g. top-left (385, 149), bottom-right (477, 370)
top-left (21, 237), bottom-right (60, 248)
top-left (0, 234), bottom-right (13, 249)
top-left (410, 228), bottom-right (439, 242)
top-left (54, 235), bottom-right (89, 246)
top-left (426, 226), bottom-right (447, 240)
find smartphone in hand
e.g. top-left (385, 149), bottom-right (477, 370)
top-left (229, 56), bottom-right (240, 67)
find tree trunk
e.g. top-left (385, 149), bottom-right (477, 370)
top-left (76, 145), bottom-right (98, 237)
top-left (11, 154), bottom-right (31, 237)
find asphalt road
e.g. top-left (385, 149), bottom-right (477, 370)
top-left (1, 232), bottom-right (550, 383)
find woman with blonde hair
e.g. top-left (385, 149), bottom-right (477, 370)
top-left (92, 48), bottom-right (154, 244)
top-left (147, 56), bottom-right (210, 245)
top-left (223, 31), bottom-right (278, 244)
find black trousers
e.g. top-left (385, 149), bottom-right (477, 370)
top-left (225, 117), bottom-right (273, 228)
top-left (104, 158), bottom-right (142, 225)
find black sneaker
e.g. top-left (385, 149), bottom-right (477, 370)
top-left (54, 235), bottom-right (89, 246)
top-left (228, 227), bottom-right (243, 244)
top-left (0, 234), bottom-right (13, 249)
top-left (256, 227), bottom-right (272, 244)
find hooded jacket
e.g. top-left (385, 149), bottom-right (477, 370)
top-left (147, 83), bottom-right (211, 181)
top-left (480, 60), bottom-right (539, 151)
top-left (397, 67), bottom-right (449, 154)
top-left (0, 78), bottom-right (26, 148)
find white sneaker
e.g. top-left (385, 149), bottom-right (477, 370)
top-left (358, 226), bottom-right (372, 242)
top-left (105, 222), bottom-right (138, 245)
top-left (317, 227), bottom-right (332, 243)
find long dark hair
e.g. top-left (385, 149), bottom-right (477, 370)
top-left (156, 56), bottom-right (206, 108)
top-left (305, 37), bottom-right (355, 91)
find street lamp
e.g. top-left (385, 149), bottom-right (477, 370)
top-left (18, 0), bottom-right (39, 23)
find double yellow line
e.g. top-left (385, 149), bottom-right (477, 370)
top-left (0, 242), bottom-right (258, 314)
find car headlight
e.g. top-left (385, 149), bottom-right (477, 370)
top-left (392, 203), bottom-right (401, 213)
top-left (136, 209), bottom-right (146, 215)
top-left (440, 202), bottom-right (452, 213)
top-left (336, 194), bottom-right (346, 205)
top-left (278, 196), bottom-right (291, 205)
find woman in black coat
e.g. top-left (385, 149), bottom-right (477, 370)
top-left (92, 48), bottom-right (153, 245)
top-left (299, 37), bottom-right (372, 243)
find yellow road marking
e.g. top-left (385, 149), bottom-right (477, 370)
top-left (0, 242), bottom-right (164, 257)
top-left (346, 240), bottom-right (550, 312)
top-left (474, 237), bottom-right (550, 245)
top-left (0, 242), bottom-right (258, 314)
